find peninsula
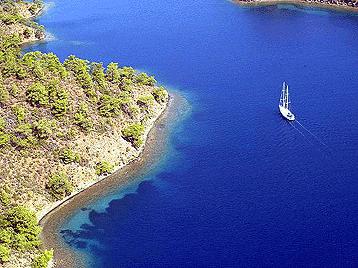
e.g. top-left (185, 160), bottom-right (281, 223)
top-left (0, 1), bottom-right (169, 267)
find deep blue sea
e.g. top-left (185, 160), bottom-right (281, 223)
top-left (28, 0), bottom-right (358, 267)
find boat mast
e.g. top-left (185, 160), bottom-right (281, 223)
top-left (281, 82), bottom-right (285, 107)
top-left (286, 84), bottom-right (289, 109)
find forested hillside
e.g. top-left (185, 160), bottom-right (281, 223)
top-left (0, 1), bottom-right (168, 267)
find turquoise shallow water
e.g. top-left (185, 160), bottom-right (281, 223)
top-left (29, 0), bottom-right (358, 267)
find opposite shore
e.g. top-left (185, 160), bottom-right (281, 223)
top-left (234, 0), bottom-right (358, 13)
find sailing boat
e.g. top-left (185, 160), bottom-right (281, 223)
top-left (279, 82), bottom-right (295, 121)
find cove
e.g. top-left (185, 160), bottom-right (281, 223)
top-left (28, 0), bottom-right (358, 267)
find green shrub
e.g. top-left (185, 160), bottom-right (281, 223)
top-left (0, 229), bottom-right (12, 244)
top-left (64, 55), bottom-right (95, 97)
top-left (0, 190), bottom-right (10, 206)
top-left (122, 123), bottom-right (144, 148)
top-left (60, 148), bottom-right (80, 164)
top-left (33, 119), bottom-right (54, 139)
top-left (0, 206), bottom-right (42, 250)
top-left (0, 244), bottom-right (11, 263)
top-left (12, 105), bottom-right (27, 122)
top-left (106, 62), bottom-right (120, 83)
top-left (0, 132), bottom-right (10, 147)
top-left (15, 123), bottom-right (32, 137)
top-left (119, 66), bottom-right (135, 80)
top-left (119, 67), bottom-right (135, 90)
top-left (22, 52), bottom-right (67, 80)
top-left (91, 62), bottom-right (107, 90)
top-left (31, 250), bottom-right (53, 268)
top-left (98, 94), bottom-right (122, 117)
top-left (128, 104), bottom-right (140, 118)
top-left (121, 78), bottom-right (133, 91)
top-left (0, 34), bottom-right (21, 54)
top-left (10, 84), bottom-right (19, 96)
top-left (118, 91), bottom-right (132, 104)
top-left (41, 53), bottom-right (67, 79)
top-left (135, 72), bottom-right (156, 86)
top-left (13, 233), bottom-right (39, 251)
top-left (67, 127), bottom-right (79, 139)
top-left (0, 13), bottom-right (22, 25)
top-left (74, 112), bottom-right (93, 131)
top-left (1, 51), bottom-right (26, 79)
top-left (152, 87), bottom-right (168, 103)
top-left (32, 61), bottom-right (45, 80)
top-left (46, 173), bottom-right (73, 200)
top-left (52, 97), bottom-right (69, 117)
top-left (11, 135), bottom-right (37, 148)
top-left (26, 82), bottom-right (48, 106)
top-left (48, 81), bottom-right (69, 117)
top-left (74, 103), bottom-right (93, 131)
top-left (137, 94), bottom-right (155, 108)
top-left (0, 85), bottom-right (9, 103)
top-left (22, 52), bottom-right (42, 70)
top-left (14, 124), bottom-right (35, 148)
top-left (0, 118), bottom-right (6, 131)
top-left (95, 161), bottom-right (114, 176)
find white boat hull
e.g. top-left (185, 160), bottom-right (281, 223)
top-left (279, 105), bottom-right (295, 121)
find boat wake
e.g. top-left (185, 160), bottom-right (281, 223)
top-left (295, 120), bottom-right (329, 148)
top-left (289, 121), bottom-right (308, 140)
top-left (288, 119), bottom-right (331, 156)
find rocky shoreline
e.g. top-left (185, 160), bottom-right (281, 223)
top-left (1, 1), bottom-right (46, 45)
top-left (234, 0), bottom-right (358, 12)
